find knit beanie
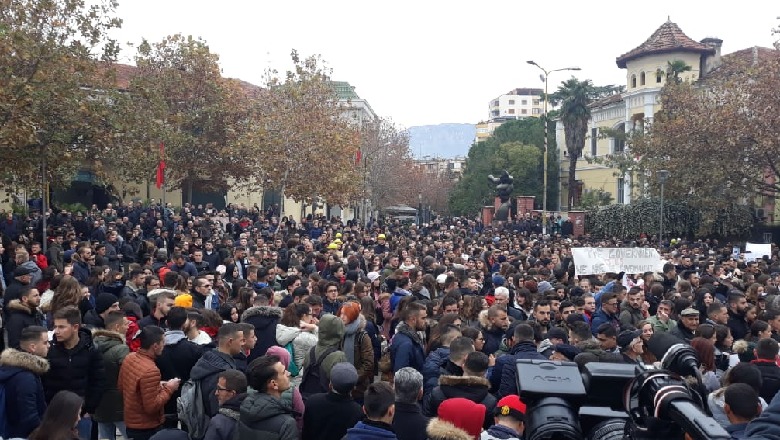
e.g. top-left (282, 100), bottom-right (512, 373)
top-left (95, 293), bottom-right (119, 314)
top-left (174, 293), bottom-right (193, 308)
top-left (437, 397), bottom-right (485, 439)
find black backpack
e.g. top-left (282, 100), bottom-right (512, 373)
top-left (299, 346), bottom-right (338, 400)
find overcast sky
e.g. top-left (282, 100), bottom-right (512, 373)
top-left (111, 1), bottom-right (777, 128)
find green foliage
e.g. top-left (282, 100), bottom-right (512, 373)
top-left (579, 189), bottom-right (613, 211)
top-left (585, 199), bottom-right (754, 239)
top-left (448, 118), bottom-right (558, 216)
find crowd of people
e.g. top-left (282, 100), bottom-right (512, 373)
top-left (2, 202), bottom-right (780, 439)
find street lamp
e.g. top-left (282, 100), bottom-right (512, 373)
top-left (657, 170), bottom-right (670, 243)
top-left (527, 61), bottom-right (581, 235)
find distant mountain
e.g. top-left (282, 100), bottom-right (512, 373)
top-left (407, 123), bottom-right (475, 158)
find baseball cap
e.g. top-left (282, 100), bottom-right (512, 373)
top-left (13, 266), bottom-right (34, 277)
top-left (329, 362), bottom-right (359, 394)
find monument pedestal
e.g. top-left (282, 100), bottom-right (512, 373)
top-left (516, 196), bottom-right (535, 218)
top-left (569, 210), bottom-right (585, 238)
top-left (482, 206), bottom-right (495, 225)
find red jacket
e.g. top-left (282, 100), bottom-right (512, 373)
top-left (118, 350), bottom-right (174, 429)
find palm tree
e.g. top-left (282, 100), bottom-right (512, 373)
top-left (666, 60), bottom-right (692, 84)
top-left (549, 78), bottom-right (605, 208)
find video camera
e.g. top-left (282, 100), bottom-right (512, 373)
top-left (515, 359), bottom-right (730, 440)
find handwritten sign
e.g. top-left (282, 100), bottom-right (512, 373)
top-left (745, 242), bottom-right (772, 262)
top-left (572, 248), bottom-right (665, 276)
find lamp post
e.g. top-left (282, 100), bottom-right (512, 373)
top-left (658, 169), bottom-right (670, 243)
top-left (526, 61), bottom-right (581, 235)
top-left (418, 192), bottom-right (422, 225)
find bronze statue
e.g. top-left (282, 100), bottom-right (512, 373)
top-left (488, 170), bottom-right (514, 221)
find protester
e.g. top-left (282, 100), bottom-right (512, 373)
top-left (190, 323), bottom-right (244, 417)
top-left (344, 382), bottom-right (398, 440)
top-left (236, 354), bottom-right (297, 440)
top-left (391, 367), bottom-right (429, 440)
top-left (0, 326), bottom-right (50, 439)
top-left (302, 362), bottom-right (363, 440)
top-left (204, 369), bottom-right (248, 440)
top-left (27, 390), bottom-right (83, 440)
top-left (92, 310), bottom-right (131, 440)
top-left (482, 395), bottom-right (526, 440)
top-left (119, 325), bottom-right (180, 440)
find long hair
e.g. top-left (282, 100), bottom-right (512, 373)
top-left (691, 337), bottom-right (715, 372)
top-left (49, 275), bottom-right (83, 314)
top-left (281, 303), bottom-right (310, 327)
top-left (28, 390), bottom-right (82, 440)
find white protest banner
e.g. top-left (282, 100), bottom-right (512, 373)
top-left (745, 242), bottom-right (772, 262)
top-left (572, 248), bottom-right (665, 277)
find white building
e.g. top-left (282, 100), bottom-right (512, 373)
top-left (332, 81), bottom-right (377, 125)
top-left (489, 87), bottom-right (545, 119)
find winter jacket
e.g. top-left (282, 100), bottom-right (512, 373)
top-left (392, 402), bottom-right (429, 440)
top-left (478, 310), bottom-right (506, 356)
top-left (118, 350), bottom-right (174, 430)
top-left (83, 308), bottom-right (106, 329)
top-left (745, 391), bottom-right (780, 440)
top-left (390, 288), bottom-right (411, 312)
top-left (0, 348), bottom-right (49, 438)
top-left (497, 340), bottom-right (546, 399)
top-left (303, 314), bottom-right (347, 382)
top-left (647, 314), bottom-right (677, 333)
top-left (423, 375), bottom-right (497, 429)
top-left (276, 323), bottom-right (318, 376)
top-left (4, 299), bottom-right (44, 349)
top-left (422, 347), bottom-right (450, 395)
top-left (618, 302), bottom-right (644, 330)
top-left (150, 429), bottom-right (192, 440)
top-left (343, 315), bottom-right (375, 400)
top-left (241, 305), bottom-right (282, 363)
top-left (157, 330), bottom-right (205, 419)
top-left (346, 420), bottom-right (398, 440)
top-left (204, 393), bottom-right (247, 440)
top-left (92, 329), bottom-right (130, 423)
top-left (301, 391), bottom-right (363, 440)
top-left (753, 359), bottom-right (780, 403)
top-left (707, 388), bottom-right (768, 428)
top-left (235, 391), bottom-right (298, 440)
top-left (43, 327), bottom-right (106, 413)
top-left (426, 417), bottom-right (473, 440)
top-left (728, 311), bottom-right (750, 342)
top-left (390, 322), bottom-right (425, 373)
top-left (668, 321), bottom-right (696, 343)
top-left (480, 424), bottom-right (522, 440)
top-left (191, 349), bottom-right (237, 417)
top-left (590, 308), bottom-right (620, 336)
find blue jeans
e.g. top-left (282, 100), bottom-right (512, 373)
top-left (98, 421), bottom-right (127, 440)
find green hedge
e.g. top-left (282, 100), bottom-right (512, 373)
top-left (585, 199), bottom-right (754, 239)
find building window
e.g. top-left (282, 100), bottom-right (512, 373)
top-left (533, 99), bottom-right (540, 105)
top-left (521, 100), bottom-right (527, 105)
top-left (590, 127), bottom-right (598, 156)
top-left (656, 69), bottom-right (663, 83)
top-left (617, 177), bottom-right (625, 204)
top-left (631, 74), bottom-right (637, 88)
top-left (508, 109), bottom-right (515, 114)
top-left (521, 109), bottom-right (527, 114)
top-left (532, 108), bottom-right (542, 115)
top-left (614, 137), bottom-right (625, 153)
top-left (640, 72), bottom-right (646, 86)
top-left (508, 99), bottom-right (515, 105)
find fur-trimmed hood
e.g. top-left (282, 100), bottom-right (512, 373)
top-left (0, 348), bottom-right (49, 375)
top-left (426, 417), bottom-right (474, 440)
top-left (6, 299), bottom-right (36, 315)
top-left (92, 329), bottom-right (125, 344)
top-left (438, 374), bottom-right (490, 389)
top-left (241, 305), bottom-right (283, 322)
top-left (478, 309), bottom-right (492, 329)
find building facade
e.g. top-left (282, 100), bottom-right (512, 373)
top-left (557, 20), bottom-right (728, 210)
top-left (476, 88), bottom-right (545, 142)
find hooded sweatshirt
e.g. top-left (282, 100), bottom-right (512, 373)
top-left (304, 314), bottom-right (348, 384)
top-left (190, 349), bottom-right (236, 417)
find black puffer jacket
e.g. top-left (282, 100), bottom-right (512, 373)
top-left (241, 305), bottom-right (282, 362)
top-left (4, 299), bottom-right (44, 349)
top-left (43, 327), bottom-right (106, 413)
top-left (235, 392), bottom-right (297, 440)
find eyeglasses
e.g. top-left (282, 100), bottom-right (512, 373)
top-left (216, 386), bottom-right (234, 393)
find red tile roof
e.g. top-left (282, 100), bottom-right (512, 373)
top-left (616, 20), bottom-right (715, 68)
top-left (703, 46), bottom-right (778, 80)
top-left (588, 93), bottom-right (624, 109)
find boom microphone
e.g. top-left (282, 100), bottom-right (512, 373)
top-left (647, 332), bottom-right (700, 378)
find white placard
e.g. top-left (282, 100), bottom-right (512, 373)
top-left (745, 242), bottom-right (772, 262)
top-left (572, 248), bottom-right (665, 276)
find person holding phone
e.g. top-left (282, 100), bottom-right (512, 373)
top-left (119, 325), bottom-right (181, 440)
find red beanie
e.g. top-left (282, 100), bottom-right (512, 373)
top-left (437, 397), bottom-right (485, 439)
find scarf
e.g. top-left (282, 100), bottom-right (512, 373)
top-left (343, 315), bottom-right (363, 365)
top-left (395, 321), bottom-right (423, 346)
